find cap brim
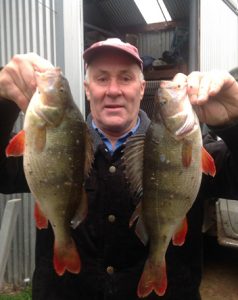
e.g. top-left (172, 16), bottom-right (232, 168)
top-left (83, 44), bottom-right (143, 70)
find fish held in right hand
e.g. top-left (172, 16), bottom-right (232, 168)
top-left (6, 67), bottom-right (94, 276)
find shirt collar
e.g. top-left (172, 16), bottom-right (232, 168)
top-left (92, 117), bottom-right (141, 155)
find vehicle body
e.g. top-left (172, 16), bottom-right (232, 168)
top-left (202, 67), bottom-right (238, 248)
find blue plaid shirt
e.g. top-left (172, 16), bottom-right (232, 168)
top-left (92, 117), bottom-right (141, 155)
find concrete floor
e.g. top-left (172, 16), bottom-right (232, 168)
top-left (200, 236), bottom-right (238, 300)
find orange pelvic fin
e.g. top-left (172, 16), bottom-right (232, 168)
top-left (182, 139), bottom-right (193, 167)
top-left (34, 201), bottom-right (48, 229)
top-left (71, 188), bottom-right (88, 229)
top-left (137, 259), bottom-right (167, 298)
top-left (172, 217), bottom-right (188, 246)
top-left (129, 203), bottom-right (148, 246)
top-left (135, 217), bottom-right (149, 246)
top-left (129, 202), bottom-right (141, 228)
top-left (53, 238), bottom-right (81, 276)
top-left (201, 146), bottom-right (216, 177)
top-left (5, 130), bottom-right (25, 157)
top-left (33, 127), bottom-right (47, 153)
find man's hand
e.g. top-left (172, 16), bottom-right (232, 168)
top-left (173, 71), bottom-right (238, 126)
top-left (0, 53), bottom-right (54, 112)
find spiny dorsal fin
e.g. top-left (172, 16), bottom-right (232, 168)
top-left (122, 134), bottom-right (145, 197)
top-left (84, 125), bottom-right (94, 178)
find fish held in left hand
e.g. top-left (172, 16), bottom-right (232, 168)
top-left (123, 80), bottom-right (216, 298)
top-left (6, 67), bottom-right (94, 276)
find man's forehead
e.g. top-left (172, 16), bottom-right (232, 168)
top-left (91, 67), bottom-right (136, 75)
top-left (88, 63), bottom-right (141, 78)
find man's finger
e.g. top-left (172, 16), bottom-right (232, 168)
top-left (2, 83), bottom-right (29, 112)
top-left (6, 57), bottom-right (36, 100)
top-left (196, 74), bottom-right (212, 103)
top-left (187, 71), bottom-right (203, 104)
top-left (25, 52), bottom-right (54, 72)
top-left (208, 71), bottom-right (234, 96)
top-left (172, 72), bottom-right (187, 85)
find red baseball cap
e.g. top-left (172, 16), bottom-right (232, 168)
top-left (83, 38), bottom-right (143, 70)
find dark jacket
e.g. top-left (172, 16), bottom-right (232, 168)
top-left (1, 99), bottom-right (238, 300)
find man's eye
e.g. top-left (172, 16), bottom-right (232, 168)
top-left (97, 77), bottom-right (108, 84)
top-left (121, 76), bottom-right (132, 82)
top-left (98, 77), bottom-right (106, 81)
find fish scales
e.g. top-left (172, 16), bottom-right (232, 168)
top-left (25, 112), bottom-right (85, 193)
top-left (6, 67), bottom-right (94, 276)
top-left (143, 125), bottom-right (202, 221)
top-left (123, 80), bottom-right (216, 298)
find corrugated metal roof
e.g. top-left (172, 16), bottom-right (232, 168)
top-left (164, 0), bottom-right (190, 20)
top-left (98, 0), bottom-right (145, 27)
top-left (83, 0), bottom-right (190, 33)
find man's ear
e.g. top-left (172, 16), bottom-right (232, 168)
top-left (140, 80), bottom-right (146, 100)
top-left (84, 80), bottom-right (90, 101)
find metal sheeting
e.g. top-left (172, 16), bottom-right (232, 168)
top-left (200, 0), bottom-right (238, 72)
top-left (0, 193), bottom-right (35, 288)
top-left (138, 29), bottom-right (175, 59)
top-left (96, 0), bottom-right (145, 28)
top-left (0, 114), bottom-right (36, 287)
top-left (83, 0), bottom-right (190, 31)
top-left (222, 0), bottom-right (238, 15)
top-left (62, 0), bottom-right (85, 115)
top-left (0, 0), bottom-right (85, 114)
top-left (0, 0), bottom-right (85, 288)
top-left (164, 0), bottom-right (190, 20)
top-left (0, 0), bottom-right (56, 65)
top-left (0, 0), bottom-right (57, 287)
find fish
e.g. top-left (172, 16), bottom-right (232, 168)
top-left (123, 80), bottom-right (216, 297)
top-left (6, 67), bottom-right (94, 276)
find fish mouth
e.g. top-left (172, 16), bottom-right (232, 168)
top-left (35, 68), bottom-right (62, 90)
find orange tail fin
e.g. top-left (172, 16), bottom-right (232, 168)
top-left (53, 238), bottom-right (81, 276)
top-left (202, 146), bottom-right (216, 177)
top-left (137, 259), bottom-right (167, 298)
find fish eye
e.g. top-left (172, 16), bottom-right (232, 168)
top-left (160, 99), bottom-right (167, 106)
top-left (59, 87), bottom-right (65, 93)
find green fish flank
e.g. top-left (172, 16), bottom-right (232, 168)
top-left (123, 80), bottom-right (205, 298)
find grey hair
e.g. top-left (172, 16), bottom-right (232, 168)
top-left (84, 65), bottom-right (144, 83)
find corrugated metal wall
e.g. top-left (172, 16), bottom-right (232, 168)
top-left (0, 0), bottom-right (85, 289)
top-left (138, 29), bottom-right (175, 59)
top-left (200, 0), bottom-right (238, 71)
top-left (0, 0), bottom-right (56, 66)
top-left (0, 0), bottom-right (57, 288)
top-left (0, 0), bottom-right (85, 288)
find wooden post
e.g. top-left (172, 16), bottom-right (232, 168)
top-left (0, 199), bottom-right (21, 289)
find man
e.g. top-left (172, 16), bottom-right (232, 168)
top-left (0, 38), bottom-right (238, 300)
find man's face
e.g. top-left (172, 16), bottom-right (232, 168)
top-left (84, 51), bottom-right (145, 136)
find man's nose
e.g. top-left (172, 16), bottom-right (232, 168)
top-left (106, 79), bottom-right (122, 97)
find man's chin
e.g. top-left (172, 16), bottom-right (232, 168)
top-left (101, 120), bottom-right (127, 133)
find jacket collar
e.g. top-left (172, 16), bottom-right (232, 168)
top-left (86, 109), bottom-right (151, 153)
